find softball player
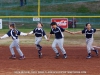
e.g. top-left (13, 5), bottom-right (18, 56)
top-left (29, 22), bottom-right (47, 58)
top-left (47, 22), bottom-right (73, 59)
top-left (74, 23), bottom-right (100, 59)
top-left (0, 23), bottom-right (27, 60)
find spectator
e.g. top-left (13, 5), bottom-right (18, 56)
top-left (20, 0), bottom-right (23, 6)
top-left (20, 0), bottom-right (27, 7)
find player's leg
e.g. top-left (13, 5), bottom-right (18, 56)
top-left (90, 38), bottom-right (98, 56)
top-left (52, 39), bottom-right (59, 58)
top-left (86, 39), bottom-right (92, 59)
top-left (9, 41), bottom-right (16, 59)
top-left (35, 37), bottom-right (42, 58)
top-left (57, 38), bottom-right (67, 59)
top-left (35, 37), bottom-right (42, 50)
top-left (14, 39), bottom-right (25, 60)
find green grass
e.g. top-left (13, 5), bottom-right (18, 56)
top-left (2, 5), bottom-right (38, 12)
top-left (76, 5), bottom-right (90, 13)
top-left (40, 1), bottom-right (100, 14)
top-left (0, 1), bottom-right (100, 16)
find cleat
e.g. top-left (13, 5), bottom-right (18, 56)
top-left (86, 55), bottom-right (91, 59)
top-left (55, 53), bottom-right (60, 59)
top-left (19, 55), bottom-right (25, 60)
top-left (63, 54), bottom-right (67, 59)
top-left (94, 50), bottom-right (99, 56)
top-left (39, 53), bottom-right (42, 58)
top-left (86, 53), bottom-right (91, 59)
top-left (9, 55), bottom-right (16, 59)
top-left (40, 46), bottom-right (42, 50)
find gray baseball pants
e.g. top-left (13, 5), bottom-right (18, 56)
top-left (9, 39), bottom-right (24, 56)
top-left (35, 37), bottom-right (42, 50)
top-left (86, 38), bottom-right (95, 53)
top-left (52, 38), bottom-right (66, 54)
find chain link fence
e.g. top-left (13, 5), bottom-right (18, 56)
top-left (1, 17), bottom-right (100, 29)
top-left (40, 0), bottom-right (99, 5)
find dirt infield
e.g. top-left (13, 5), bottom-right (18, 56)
top-left (0, 46), bottom-right (100, 75)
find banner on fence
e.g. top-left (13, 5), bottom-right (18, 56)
top-left (51, 18), bottom-right (68, 28)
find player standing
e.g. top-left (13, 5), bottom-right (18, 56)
top-left (29, 22), bottom-right (47, 58)
top-left (47, 22), bottom-right (73, 59)
top-left (0, 23), bottom-right (27, 60)
top-left (74, 23), bottom-right (100, 59)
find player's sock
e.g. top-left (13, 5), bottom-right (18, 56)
top-left (38, 50), bottom-right (41, 55)
top-left (63, 54), bottom-right (67, 59)
top-left (38, 50), bottom-right (42, 58)
top-left (86, 53), bottom-right (91, 59)
top-left (55, 53), bottom-right (60, 59)
top-left (37, 44), bottom-right (41, 47)
top-left (37, 44), bottom-right (42, 50)
top-left (88, 53), bottom-right (91, 56)
top-left (93, 50), bottom-right (98, 56)
top-left (56, 53), bottom-right (60, 56)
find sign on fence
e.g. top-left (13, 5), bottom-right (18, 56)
top-left (33, 18), bottom-right (40, 21)
top-left (51, 18), bottom-right (68, 28)
top-left (0, 19), bottom-right (2, 29)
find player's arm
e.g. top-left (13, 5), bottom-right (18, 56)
top-left (47, 29), bottom-right (54, 41)
top-left (96, 29), bottom-right (100, 31)
top-left (20, 32), bottom-right (28, 36)
top-left (28, 29), bottom-right (35, 35)
top-left (0, 34), bottom-right (9, 39)
top-left (43, 30), bottom-right (47, 40)
top-left (74, 31), bottom-right (82, 34)
top-left (17, 30), bottom-right (27, 36)
top-left (65, 30), bottom-right (74, 34)
top-left (28, 31), bottom-right (33, 35)
top-left (47, 34), bottom-right (52, 41)
top-left (59, 27), bottom-right (73, 34)
top-left (0, 30), bottom-right (11, 39)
